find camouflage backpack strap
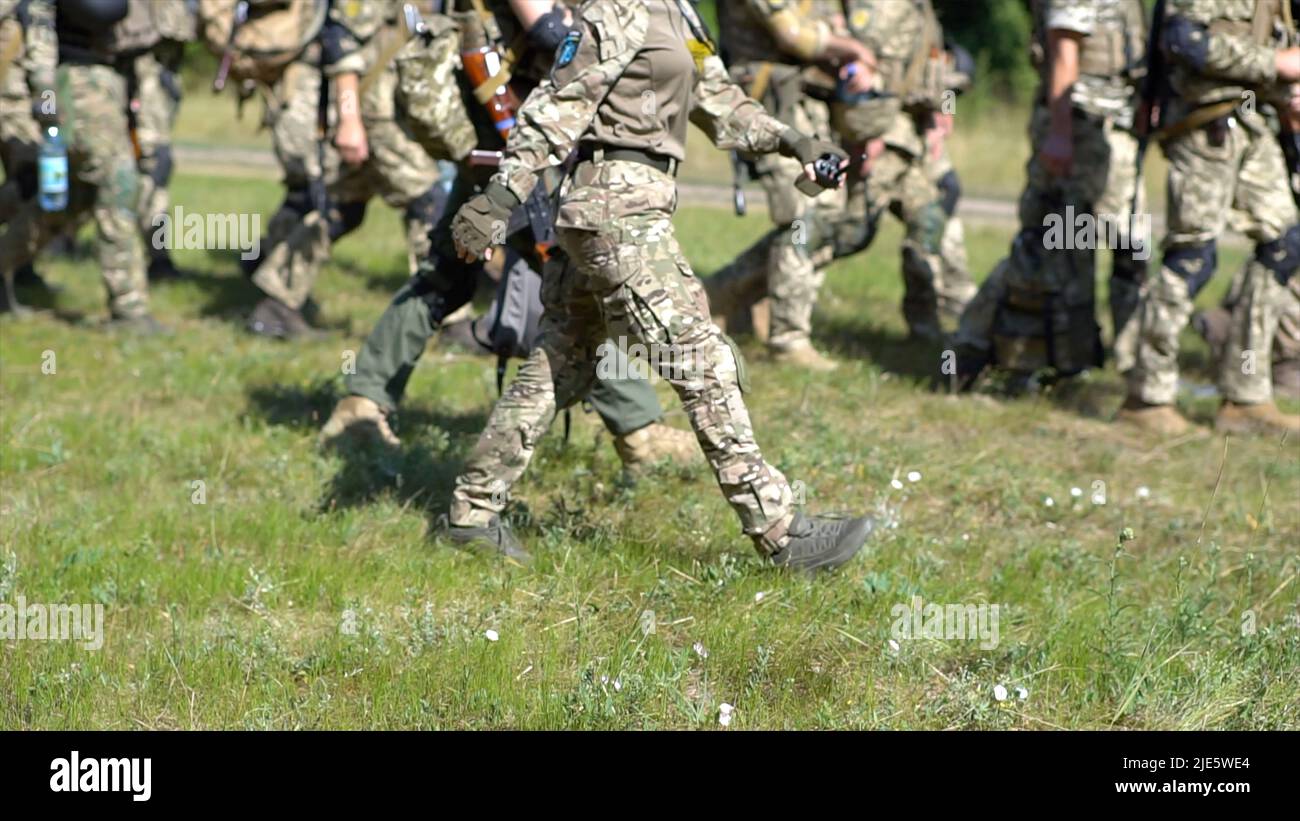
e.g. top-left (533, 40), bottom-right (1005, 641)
top-left (466, 0), bottom-right (525, 105)
top-left (1252, 0), bottom-right (1280, 42)
top-left (898, 0), bottom-right (936, 100)
top-left (358, 8), bottom-right (415, 99)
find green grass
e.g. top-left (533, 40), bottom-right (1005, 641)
top-left (1, 172), bottom-right (1297, 729)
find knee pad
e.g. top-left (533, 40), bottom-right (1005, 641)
top-left (1163, 241), bottom-right (1217, 297)
top-left (412, 254), bottom-right (478, 326)
top-left (147, 144), bottom-right (174, 189)
top-left (936, 170), bottom-right (961, 218)
top-left (329, 200), bottom-right (367, 242)
top-left (404, 185), bottom-right (445, 230)
top-left (1256, 225), bottom-right (1300, 285)
top-left (1163, 16), bottom-right (1210, 72)
top-left (1111, 246), bottom-right (1148, 283)
top-left (319, 20), bottom-right (349, 66)
top-left (282, 185), bottom-right (316, 218)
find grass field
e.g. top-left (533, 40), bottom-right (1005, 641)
top-left (1, 171), bottom-right (1297, 730)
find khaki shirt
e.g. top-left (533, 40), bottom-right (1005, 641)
top-left (494, 0), bottom-right (790, 224)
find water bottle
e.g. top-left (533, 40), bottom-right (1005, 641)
top-left (38, 126), bottom-right (68, 213)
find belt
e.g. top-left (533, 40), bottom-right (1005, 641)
top-left (576, 144), bottom-right (679, 176)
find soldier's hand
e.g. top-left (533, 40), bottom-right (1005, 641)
top-left (451, 183), bottom-right (517, 262)
top-left (1277, 47), bottom-right (1300, 83)
top-left (780, 129), bottom-right (848, 167)
top-left (840, 60), bottom-right (875, 96)
top-left (335, 116), bottom-right (369, 166)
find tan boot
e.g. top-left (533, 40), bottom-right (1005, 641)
top-left (1114, 396), bottom-right (1192, 436)
top-left (613, 422), bottom-right (699, 473)
top-left (769, 339), bottom-right (839, 372)
top-left (1215, 401), bottom-right (1300, 435)
top-left (320, 395), bottom-right (401, 448)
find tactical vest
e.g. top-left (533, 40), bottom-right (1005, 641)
top-left (1169, 0), bottom-right (1297, 109)
top-left (198, 0), bottom-right (328, 85)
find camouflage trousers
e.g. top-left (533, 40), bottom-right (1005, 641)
top-left (834, 116), bottom-right (976, 335)
top-left (133, 43), bottom-right (184, 249)
top-left (451, 164), bottom-right (796, 553)
top-left (1219, 259), bottom-right (1300, 370)
top-left (0, 63), bottom-right (147, 317)
top-left (955, 106), bottom-right (1146, 369)
top-left (1128, 108), bottom-right (1297, 406)
top-left (0, 17), bottom-right (39, 224)
top-left (705, 95), bottom-right (845, 350)
top-left (251, 114), bottom-right (441, 310)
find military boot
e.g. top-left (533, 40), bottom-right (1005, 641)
top-left (247, 296), bottom-right (322, 340)
top-left (439, 515), bottom-right (531, 563)
top-left (769, 339), bottom-right (839, 372)
top-left (1215, 401), bottom-right (1300, 435)
top-left (147, 249), bottom-right (186, 281)
top-left (320, 395), bottom-right (401, 448)
top-left (614, 422), bottom-right (699, 474)
top-left (1191, 308), bottom-right (1231, 363)
top-left (769, 511), bottom-right (876, 573)
top-left (1272, 358), bottom-right (1300, 401)
top-left (1114, 396), bottom-right (1192, 436)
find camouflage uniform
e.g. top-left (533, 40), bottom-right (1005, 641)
top-left (344, 0), bottom-right (667, 439)
top-left (1127, 0), bottom-right (1298, 406)
top-left (0, 0), bottom-right (42, 224)
top-left (450, 0), bottom-right (807, 553)
top-left (829, 0), bottom-right (976, 337)
top-left (953, 0), bottom-right (1149, 376)
top-left (248, 0), bottom-right (417, 311)
top-left (0, 0), bottom-right (151, 319)
top-left (132, 0), bottom-right (195, 262)
top-left (705, 0), bottom-right (847, 353)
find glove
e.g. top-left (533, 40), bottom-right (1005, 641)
top-left (451, 181), bottom-right (519, 260)
top-left (779, 128), bottom-right (849, 195)
top-left (778, 128), bottom-right (848, 167)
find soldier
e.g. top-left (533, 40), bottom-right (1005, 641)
top-left (1118, 0), bottom-right (1300, 434)
top-left (702, 0), bottom-right (875, 371)
top-left (950, 0), bottom-right (1150, 389)
top-left (444, 0), bottom-right (879, 570)
top-left (319, 0), bottom-right (699, 475)
top-left (0, 0), bottom-right (163, 331)
top-left (0, 0), bottom-right (61, 310)
top-left (206, 0), bottom-right (380, 336)
top-left (132, 0), bottom-right (196, 281)
top-left (829, 0), bottom-right (977, 341)
top-left (1195, 269), bottom-right (1300, 399)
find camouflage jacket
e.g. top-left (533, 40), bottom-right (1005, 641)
top-left (1162, 0), bottom-right (1297, 110)
top-left (493, 0), bottom-right (790, 217)
top-left (844, 0), bottom-right (948, 111)
top-left (1033, 0), bottom-right (1148, 126)
top-left (716, 0), bottom-right (834, 67)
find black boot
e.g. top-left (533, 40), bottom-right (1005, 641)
top-left (147, 249), bottom-right (186, 281)
top-left (247, 297), bottom-right (322, 340)
top-left (770, 511), bottom-right (875, 573)
top-left (439, 515), bottom-right (531, 563)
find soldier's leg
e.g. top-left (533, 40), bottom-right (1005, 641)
top-left (1126, 122), bottom-right (1236, 408)
top-left (926, 153), bottom-right (976, 327)
top-left (1097, 124), bottom-right (1148, 372)
top-left (133, 44), bottom-right (184, 279)
top-left (62, 64), bottom-right (149, 320)
top-left (1272, 276), bottom-right (1300, 397)
top-left (449, 255), bottom-right (602, 528)
top-left (888, 148), bottom-right (950, 338)
top-left (565, 217), bottom-right (797, 552)
top-left (1217, 121), bottom-right (1299, 414)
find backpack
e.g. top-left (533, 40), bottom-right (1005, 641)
top-left (198, 0), bottom-right (327, 86)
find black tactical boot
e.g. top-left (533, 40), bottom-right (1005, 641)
top-left (247, 296), bottom-right (322, 340)
top-left (770, 511), bottom-right (875, 573)
top-left (439, 515), bottom-right (531, 563)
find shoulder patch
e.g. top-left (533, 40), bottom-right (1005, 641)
top-left (556, 29), bottom-right (582, 68)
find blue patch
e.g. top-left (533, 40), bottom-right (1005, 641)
top-left (556, 30), bottom-right (581, 68)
